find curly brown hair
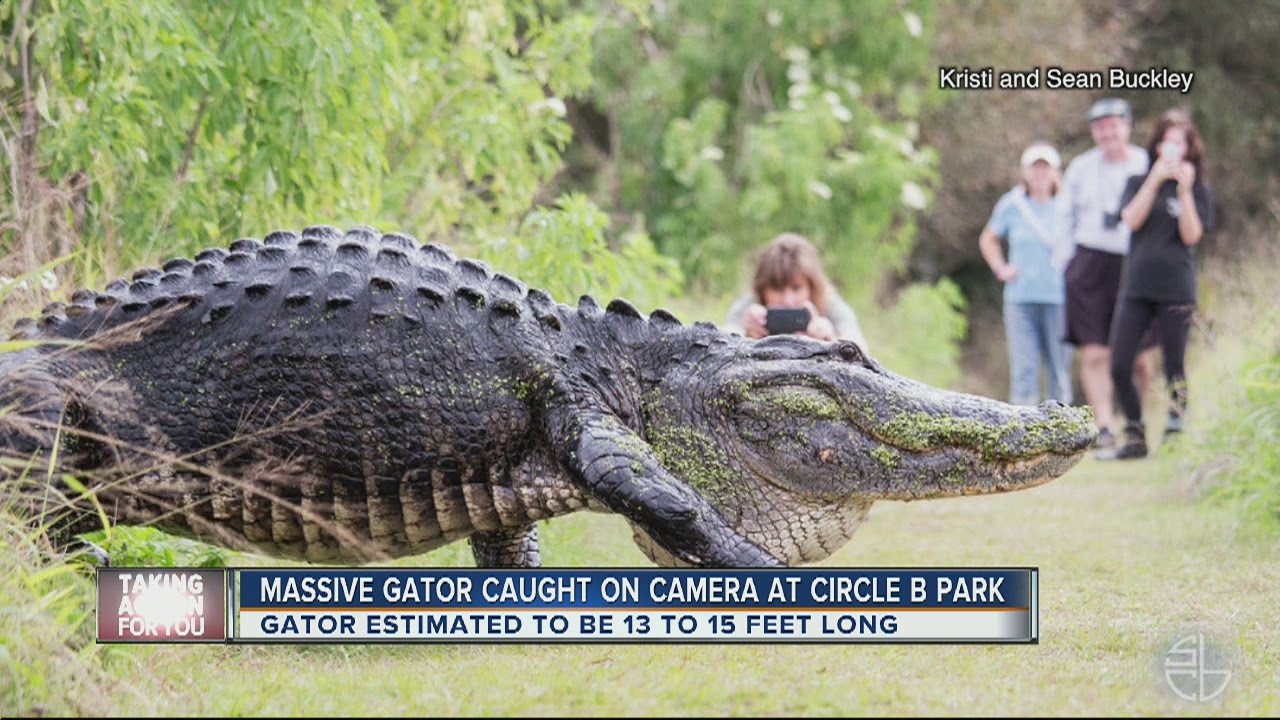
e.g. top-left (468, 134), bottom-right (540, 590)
top-left (751, 233), bottom-right (832, 317)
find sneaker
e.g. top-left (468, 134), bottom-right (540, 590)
top-left (1093, 427), bottom-right (1116, 450)
top-left (1109, 421), bottom-right (1148, 460)
top-left (1163, 414), bottom-right (1185, 443)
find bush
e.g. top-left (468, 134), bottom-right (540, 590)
top-left (861, 278), bottom-right (968, 389)
top-left (1190, 351), bottom-right (1280, 531)
top-left (1183, 248), bottom-right (1280, 533)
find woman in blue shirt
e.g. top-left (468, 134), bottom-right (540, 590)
top-left (978, 143), bottom-right (1073, 406)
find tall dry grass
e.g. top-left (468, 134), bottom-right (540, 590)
top-left (1179, 236), bottom-right (1280, 532)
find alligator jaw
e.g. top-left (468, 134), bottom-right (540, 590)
top-left (873, 445), bottom-right (1088, 502)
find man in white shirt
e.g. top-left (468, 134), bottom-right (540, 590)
top-left (1057, 98), bottom-right (1158, 450)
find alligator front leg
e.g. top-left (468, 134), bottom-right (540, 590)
top-left (470, 525), bottom-right (541, 568)
top-left (551, 409), bottom-right (782, 568)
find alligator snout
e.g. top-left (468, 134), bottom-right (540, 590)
top-left (1031, 399), bottom-right (1098, 455)
top-left (1004, 400), bottom-right (1097, 458)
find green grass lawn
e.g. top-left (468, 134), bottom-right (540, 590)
top-left (11, 449), bottom-right (1274, 717)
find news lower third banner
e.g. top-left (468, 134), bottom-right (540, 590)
top-left (96, 567), bottom-right (1038, 644)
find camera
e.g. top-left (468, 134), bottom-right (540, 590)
top-left (765, 307), bottom-right (811, 335)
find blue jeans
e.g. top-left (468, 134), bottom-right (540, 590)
top-left (1003, 301), bottom-right (1073, 406)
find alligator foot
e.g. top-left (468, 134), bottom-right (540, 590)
top-left (470, 525), bottom-right (541, 568)
top-left (552, 408), bottom-right (782, 568)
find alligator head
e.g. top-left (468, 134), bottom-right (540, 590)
top-left (636, 334), bottom-right (1096, 566)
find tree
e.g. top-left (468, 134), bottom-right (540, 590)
top-left (0, 0), bottom-right (680, 309)
top-left (562, 0), bottom-right (966, 385)
top-left (569, 0), bottom-right (938, 298)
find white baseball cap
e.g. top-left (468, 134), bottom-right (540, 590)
top-left (1020, 143), bottom-right (1061, 170)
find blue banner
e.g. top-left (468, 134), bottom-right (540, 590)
top-left (237, 568), bottom-right (1033, 610)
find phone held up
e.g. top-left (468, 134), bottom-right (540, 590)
top-left (765, 306), bottom-right (811, 336)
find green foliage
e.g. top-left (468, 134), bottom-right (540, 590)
top-left (579, 0), bottom-right (937, 299)
top-left (5, 0), bottom-right (671, 303)
top-left (32, 1), bottom-right (399, 264)
top-left (0, 511), bottom-right (120, 716)
top-left (862, 278), bottom-right (968, 388)
top-left (477, 193), bottom-right (682, 310)
top-left (378, 0), bottom-right (595, 240)
top-left (1178, 251), bottom-right (1280, 534)
top-left (82, 526), bottom-right (229, 568)
top-left (1193, 351), bottom-right (1280, 532)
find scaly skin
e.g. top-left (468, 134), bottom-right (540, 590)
top-left (0, 226), bottom-right (1096, 567)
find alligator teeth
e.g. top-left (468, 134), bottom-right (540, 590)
top-left (999, 454), bottom-right (1049, 475)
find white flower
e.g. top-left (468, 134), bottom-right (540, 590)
top-left (839, 150), bottom-right (865, 165)
top-left (808, 180), bottom-right (833, 200)
top-left (783, 46), bottom-right (809, 64)
top-left (789, 98), bottom-right (808, 111)
top-left (822, 91), bottom-right (840, 106)
top-left (0, 272), bottom-right (57, 292)
top-left (74, 99), bottom-right (88, 114)
top-left (699, 146), bottom-right (725, 161)
top-left (832, 105), bottom-right (853, 123)
top-left (903, 11), bottom-right (923, 38)
top-left (906, 120), bottom-right (919, 140)
top-left (899, 137), bottom-right (915, 156)
top-left (529, 97), bottom-right (567, 117)
top-left (843, 80), bottom-right (862, 100)
top-left (901, 181), bottom-right (928, 210)
top-left (787, 83), bottom-right (812, 99)
top-left (766, 9), bottom-right (783, 27)
top-left (786, 64), bottom-right (810, 84)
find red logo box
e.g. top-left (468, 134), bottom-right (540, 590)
top-left (97, 568), bottom-right (227, 643)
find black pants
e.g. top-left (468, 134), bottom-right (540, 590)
top-left (1109, 298), bottom-right (1194, 424)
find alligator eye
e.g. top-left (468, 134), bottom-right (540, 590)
top-left (836, 342), bottom-right (865, 364)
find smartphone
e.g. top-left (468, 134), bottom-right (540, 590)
top-left (765, 307), bottom-right (811, 335)
top-left (1160, 142), bottom-right (1184, 162)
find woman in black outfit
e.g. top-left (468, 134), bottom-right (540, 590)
top-left (1107, 110), bottom-right (1214, 460)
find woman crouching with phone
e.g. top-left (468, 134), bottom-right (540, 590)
top-left (724, 233), bottom-right (869, 348)
top-left (1106, 110), bottom-right (1214, 460)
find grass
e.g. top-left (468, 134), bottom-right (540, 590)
top-left (3, 449), bottom-right (1278, 717)
top-left (1176, 250), bottom-right (1280, 534)
top-left (1, 247), bottom-right (1275, 716)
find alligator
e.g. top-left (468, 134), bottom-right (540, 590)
top-left (0, 225), bottom-right (1096, 568)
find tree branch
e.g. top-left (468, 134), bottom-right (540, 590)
top-left (153, 8), bottom-right (240, 237)
top-left (173, 95), bottom-right (210, 185)
top-left (5, 0), bottom-right (34, 65)
top-left (16, 0), bottom-right (41, 277)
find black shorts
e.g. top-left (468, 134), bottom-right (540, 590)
top-left (1064, 246), bottom-right (1159, 349)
